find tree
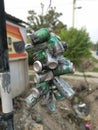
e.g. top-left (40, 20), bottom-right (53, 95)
top-left (59, 27), bottom-right (92, 66)
top-left (26, 4), bottom-right (66, 34)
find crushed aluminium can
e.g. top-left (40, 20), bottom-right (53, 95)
top-left (25, 93), bottom-right (37, 108)
top-left (29, 28), bottom-right (50, 44)
top-left (34, 71), bottom-right (54, 83)
top-left (53, 57), bottom-right (75, 76)
top-left (53, 76), bottom-right (75, 99)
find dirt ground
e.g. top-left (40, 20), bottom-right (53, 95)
top-left (13, 77), bottom-right (98, 130)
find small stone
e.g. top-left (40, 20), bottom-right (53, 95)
top-left (83, 114), bottom-right (91, 121)
top-left (32, 123), bottom-right (43, 130)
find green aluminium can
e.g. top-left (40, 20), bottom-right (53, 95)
top-left (33, 50), bottom-right (47, 62)
top-left (34, 71), bottom-right (53, 83)
top-left (48, 36), bottom-right (64, 55)
top-left (36, 81), bottom-right (50, 95)
top-left (25, 93), bottom-right (37, 108)
top-left (33, 50), bottom-right (47, 72)
top-left (53, 77), bottom-right (75, 99)
top-left (53, 59), bottom-right (75, 76)
top-left (34, 28), bottom-right (50, 44)
top-left (53, 89), bottom-right (65, 101)
top-left (25, 81), bottom-right (50, 108)
top-left (37, 50), bottom-right (47, 61)
top-left (53, 64), bottom-right (72, 76)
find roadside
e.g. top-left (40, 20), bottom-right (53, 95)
top-left (28, 70), bottom-right (98, 85)
top-left (91, 50), bottom-right (98, 60)
top-left (14, 70), bottom-right (98, 130)
top-left (74, 71), bottom-right (98, 78)
top-left (28, 69), bottom-right (98, 77)
top-left (17, 50), bottom-right (98, 130)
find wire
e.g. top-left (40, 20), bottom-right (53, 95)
top-left (77, 0), bottom-right (98, 1)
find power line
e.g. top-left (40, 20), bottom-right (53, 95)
top-left (77, 0), bottom-right (98, 1)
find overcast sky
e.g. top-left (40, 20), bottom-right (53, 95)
top-left (4, 0), bottom-right (98, 43)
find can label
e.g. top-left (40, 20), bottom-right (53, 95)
top-left (53, 89), bottom-right (65, 101)
top-left (25, 94), bottom-right (36, 107)
top-left (53, 77), bottom-right (75, 99)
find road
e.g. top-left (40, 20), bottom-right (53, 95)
top-left (28, 70), bottom-right (98, 84)
top-left (91, 51), bottom-right (98, 60)
top-left (28, 69), bottom-right (98, 77)
top-left (74, 71), bottom-right (98, 77)
top-left (61, 74), bottom-right (98, 84)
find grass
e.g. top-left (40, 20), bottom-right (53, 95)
top-left (90, 56), bottom-right (98, 72)
top-left (91, 56), bottom-right (98, 63)
top-left (92, 67), bottom-right (98, 72)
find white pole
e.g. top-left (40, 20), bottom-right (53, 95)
top-left (72, 0), bottom-right (76, 27)
top-left (0, 72), bottom-right (13, 113)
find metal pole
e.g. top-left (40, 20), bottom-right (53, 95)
top-left (0, 0), bottom-right (14, 129)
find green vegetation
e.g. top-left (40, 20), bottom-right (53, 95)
top-left (26, 5), bottom-right (66, 34)
top-left (59, 27), bottom-right (92, 66)
top-left (27, 51), bottom-right (33, 65)
top-left (92, 67), bottom-right (98, 72)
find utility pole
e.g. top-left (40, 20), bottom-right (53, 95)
top-left (0, 0), bottom-right (14, 129)
top-left (72, 0), bottom-right (76, 27)
top-left (72, 0), bottom-right (82, 27)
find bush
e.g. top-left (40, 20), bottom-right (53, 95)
top-left (59, 27), bottom-right (92, 66)
top-left (27, 51), bottom-right (33, 65)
